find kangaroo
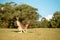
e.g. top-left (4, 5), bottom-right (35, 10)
top-left (16, 17), bottom-right (30, 33)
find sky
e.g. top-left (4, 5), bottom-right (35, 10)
top-left (0, 0), bottom-right (60, 20)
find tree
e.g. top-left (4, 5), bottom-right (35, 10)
top-left (0, 2), bottom-right (17, 28)
top-left (40, 17), bottom-right (49, 28)
top-left (14, 4), bottom-right (39, 20)
top-left (0, 2), bottom-right (40, 29)
top-left (29, 20), bottom-right (41, 28)
top-left (50, 11), bottom-right (60, 28)
top-left (14, 4), bottom-right (40, 32)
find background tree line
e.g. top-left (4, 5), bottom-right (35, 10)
top-left (0, 2), bottom-right (60, 28)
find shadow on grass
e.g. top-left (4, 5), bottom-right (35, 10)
top-left (12, 30), bottom-right (33, 33)
top-left (13, 30), bottom-right (19, 32)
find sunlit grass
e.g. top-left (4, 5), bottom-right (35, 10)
top-left (0, 28), bottom-right (60, 40)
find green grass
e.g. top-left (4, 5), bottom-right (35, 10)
top-left (0, 28), bottom-right (60, 40)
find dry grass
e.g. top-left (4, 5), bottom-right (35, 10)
top-left (0, 28), bottom-right (60, 40)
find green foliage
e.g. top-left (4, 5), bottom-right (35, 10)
top-left (0, 2), bottom-right (40, 28)
top-left (49, 11), bottom-right (60, 28)
top-left (0, 2), bottom-right (60, 28)
top-left (15, 4), bottom-right (40, 20)
top-left (40, 17), bottom-right (49, 28)
top-left (29, 20), bottom-right (41, 28)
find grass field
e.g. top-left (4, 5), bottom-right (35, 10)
top-left (0, 28), bottom-right (60, 40)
